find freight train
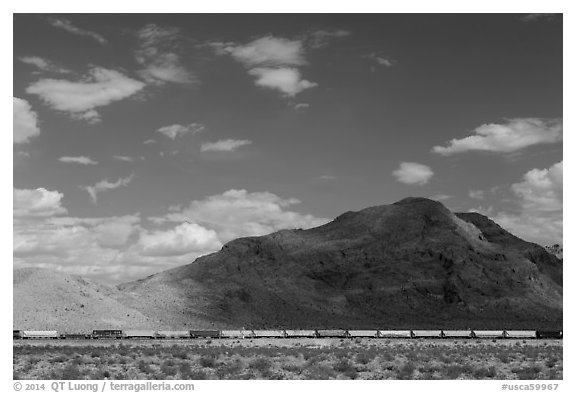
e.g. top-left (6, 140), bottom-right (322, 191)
top-left (12, 329), bottom-right (563, 340)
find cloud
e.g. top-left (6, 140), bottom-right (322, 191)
top-left (306, 29), bottom-right (351, 48)
top-left (152, 189), bottom-right (329, 243)
top-left (14, 97), bottom-right (40, 144)
top-left (59, 156), bottom-right (98, 165)
top-left (218, 36), bottom-right (306, 67)
top-left (248, 67), bottom-right (317, 97)
top-left (26, 67), bottom-right (145, 123)
top-left (472, 161), bottom-right (562, 246)
top-left (469, 189), bottom-right (485, 200)
top-left (143, 139), bottom-right (156, 145)
top-left (138, 222), bottom-right (221, 257)
top-left (14, 188), bottom-right (67, 219)
top-left (430, 194), bottom-right (452, 201)
top-left (294, 103), bottom-right (310, 111)
top-left (432, 118), bottom-right (562, 156)
top-left (135, 24), bottom-right (196, 85)
top-left (113, 155), bottom-right (135, 162)
top-left (82, 174), bottom-right (134, 204)
top-left (47, 17), bottom-right (107, 45)
top-left (392, 162), bottom-right (434, 185)
top-left (211, 36), bottom-right (317, 97)
top-left (365, 52), bottom-right (395, 69)
top-left (157, 123), bottom-right (205, 139)
top-left (200, 139), bottom-right (252, 152)
top-left (19, 56), bottom-right (71, 74)
top-left (520, 14), bottom-right (557, 22)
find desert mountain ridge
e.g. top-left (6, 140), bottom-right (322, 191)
top-left (14, 197), bottom-right (562, 331)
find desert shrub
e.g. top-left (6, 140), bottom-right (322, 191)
top-left (199, 356), bottom-right (217, 368)
top-left (217, 359), bottom-right (245, 379)
top-left (138, 360), bottom-right (152, 374)
top-left (304, 364), bottom-right (337, 379)
top-left (473, 366), bottom-right (497, 379)
top-left (50, 355), bottom-right (67, 363)
top-left (546, 357), bottom-right (558, 368)
top-left (282, 363), bottom-right (303, 374)
top-left (60, 363), bottom-right (83, 380)
top-left (248, 358), bottom-right (272, 373)
top-left (355, 351), bottom-right (374, 365)
top-left (160, 361), bottom-right (178, 378)
top-left (397, 362), bottom-right (415, 380)
top-left (114, 372), bottom-right (127, 380)
top-left (513, 365), bottom-right (542, 380)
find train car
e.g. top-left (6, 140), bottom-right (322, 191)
top-left (442, 330), bottom-right (474, 338)
top-left (504, 330), bottom-right (537, 339)
top-left (536, 330), bottom-right (563, 339)
top-left (316, 329), bottom-right (349, 338)
top-left (412, 330), bottom-right (444, 338)
top-left (471, 330), bottom-right (505, 339)
top-left (220, 330), bottom-right (246, 339)
top-left (347, 330), bottom-right (379, 338)
top-left (124, 330), bottom-right (157, 339)
top-left (190, 330), bottom-right (221, 339)
top-left (283, 329), bottom-right (318, 338)
top-left (252, 330), bottom-right (286, 338)
top-left (377, 330), bottom-right (412, 338)
top-left (92, 329), bottom-right (123, 339)
top-left (13, 330), bottom-right (22, 339)
top-left (21, 331), bottom-right (59, 339)
top-left (156, 330), bottom-right (191, 339)
top-left (63, 333), bottom-right (91, 340)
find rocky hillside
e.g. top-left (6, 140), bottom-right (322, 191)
top-left (13, 268), bottom-right (155, 331)
top-left (119, 197), bottom-right (563, 330)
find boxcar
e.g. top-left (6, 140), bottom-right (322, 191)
top-left (63, 333), bottom-right (91, 339)
top-left (124, 330), bottom-right (157, 339)
top-left (347, 330), bottom-right (379, 338)
top-left (220, 330), bottom-right (246, 338)
top-left (536, 330), bottom-right (563, 339)
top-left (92, 329), bottom-right (123, 339)
top-left (22, 331), bottom-right (59, 339)
top-left (442, 330), bottom-right (474, 338)
top-left (504, 330), bottom-right (537, 339)
top-left (377, 330), bottom-right (412, 338)
top-left (283, 329), bottom-right (317, 338)
top-left (13, 330), bottom-right (22, 339)
top-left (252, 330), bottom-right (285, 338)
top-left (412, 330), bottom-right (443, 338)
top-left (472, 330), bottom-right (505, 338)
top-left (316, 329), bottom-right (348, 338)
top-left (190, 330), bottom-right (221, 339)
top-left (156, 330), bottom-right (191, 339)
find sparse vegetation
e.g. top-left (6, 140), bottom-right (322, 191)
top-left (13, 339), bottom-right (562, 380)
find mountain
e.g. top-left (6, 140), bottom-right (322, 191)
top-left (118, 197), bottom-right (562, 330)
top-left (545, 244), bottom-right (563, 261)
top-left (13, 268), bottom-right (155, 331)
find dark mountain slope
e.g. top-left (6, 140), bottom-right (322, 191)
top-left (118, 197), bottom-right (562, 329)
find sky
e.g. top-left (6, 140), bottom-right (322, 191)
top-left (13, 13), bottom-right (563, 284)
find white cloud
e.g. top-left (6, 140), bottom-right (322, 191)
top-left (14, 97), bottom-right (40, 144)
top-left (432, 118), bottom-right (562, 156)
top-left (157, 123), bottom-right (205, 139)
top-left (47, 17), bottom-right (107, 45)
top-left (219, 36), bottom-right (306, 67)
top-left (14, 188), bottom-right (67, 219)
top-left (154, 189), bottom-right (329, 243)
top-left (294, 103), bottom-right (310, 111)
top-left (113, 156), bottom-right (135, 162)
top-left (248, 67), bottom-right (317, 97)
top-left (201, 139), bottom-right (252, 152)
top-left (306, 29), bottom-right (351, 48)
top-left (143, 139), bottom-right (156, 145)
top-left (430, 194), bottom-right (452, 201)
top-left (212, 36), bottom-right (317, 98)
top-left (26, 67), bottom-right (145, 123)
top-left (473, 161), bottom-right (562, 246)
top-left (469, 189), bottom-right (485, 200)
top-left (19, 56), bottom-right (71, 74)
top-left (520, 14), bottom-right (557, 22)
top-left (82, 174), bottom-right (134, 204)
top-left (135, 24), bottom-right (195, 85)
top-left (138, 222), bottom-right (221, 257)
top-left (59, 156), bottom-right (98, 165)
top-left (392, 162), bottom-right (434, 185)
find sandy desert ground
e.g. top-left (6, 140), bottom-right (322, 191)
top-left (13, 338), bottom-right (562, 380)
